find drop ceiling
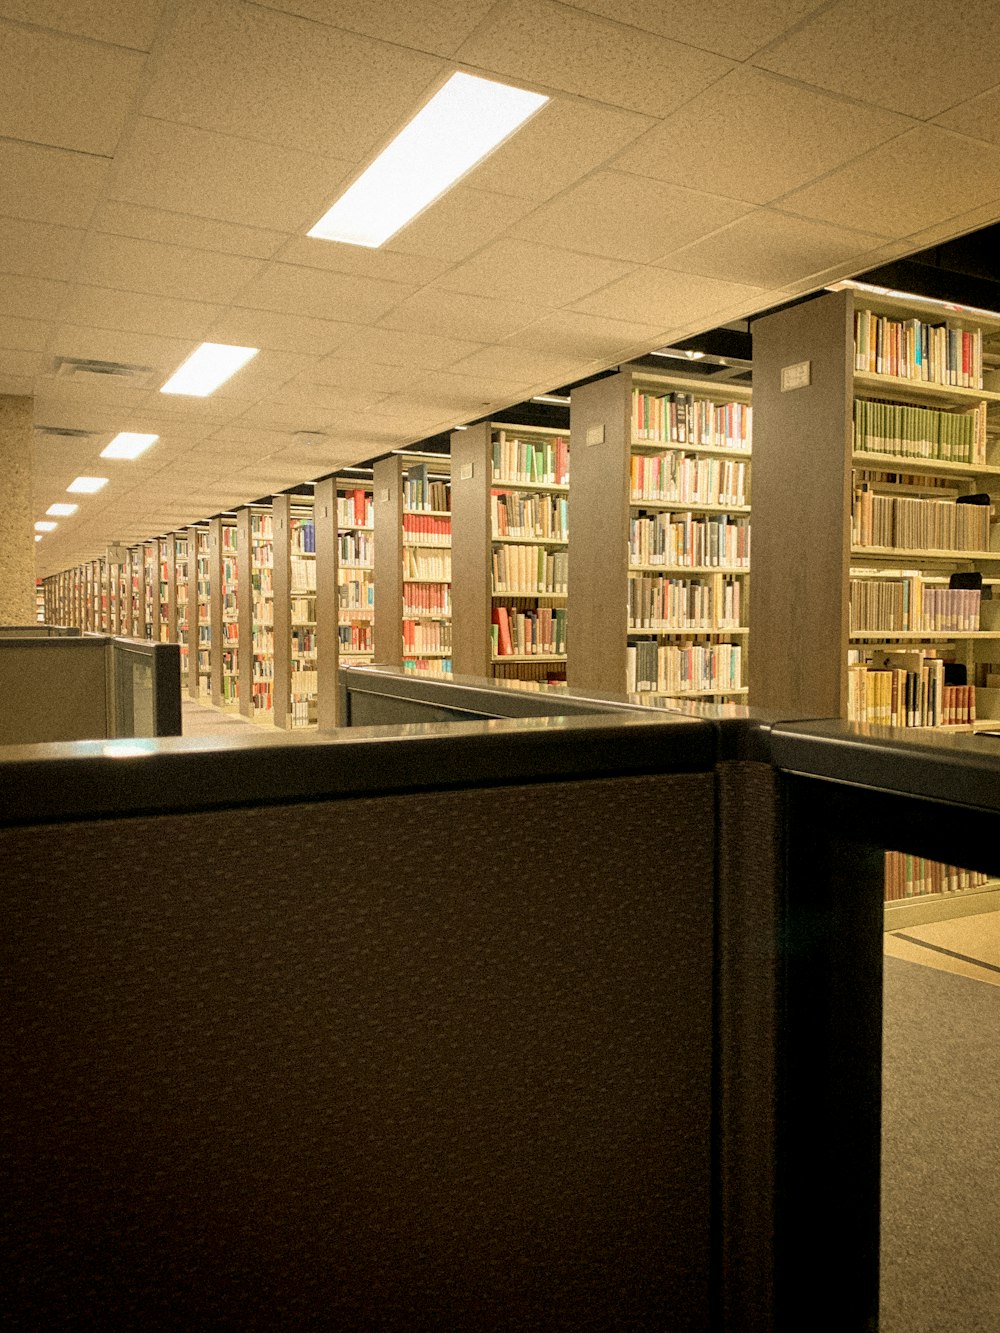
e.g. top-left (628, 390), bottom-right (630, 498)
top-left (2, 0), bottom-right (997, 575)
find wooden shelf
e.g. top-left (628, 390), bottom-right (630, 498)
top-left (852, 450), bottom-right (1000, 479)
top-left (492, 533), bottom-right (568, 546)
top-left (402, 650), bottom-right (451, 659)
top-left (630, 499), bottom-right (751, 514)
top-left (492, 588), bottom-right (567, 598)
top-left (492, 653), bottom-right (566, 663)
top-left (854, 370), bottom-right (1000, 407)
top-left (629, 564), bottom-right (750, 575)
top-left (631, 439), bottom-right (752, 460)
top-left (629, 626), bottom-right (748, 636)
top-left (635, 686), bottom-right (749, 699)
top-left (403, 508), bottom-right (450, 518)
top-left (402, 576), bottom-right (451, 584)
top-left (851, 546), bottom-right (999, 561)
top-left (492, 477), bottom-right (568, 493)
top-left (850, 630), bottom-right (1000, 640)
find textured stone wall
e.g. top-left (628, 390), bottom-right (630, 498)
top-left (0, 395), bottom-right (35, 625)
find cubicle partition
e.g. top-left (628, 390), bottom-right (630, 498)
top-left (0, 634), bottom-right (181, 744)
top-left (0, 696), bottom-right (997, 1330)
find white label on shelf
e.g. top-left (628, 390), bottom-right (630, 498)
top-left (586, 423), bottom-right (605, 446)
top-left (460, 463), bottom-right (474, 480)
top-left (781, 360), bottom-right (811, 392)
top-left (379, 488), bottom-right (390, 503)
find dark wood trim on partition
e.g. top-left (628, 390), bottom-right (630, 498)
top-left (568, 369), bottom-right (632, 694)
top-left (209, 517), bottom-right (223, 707)
top-left (748, 290), bottom-right (853, 717)
top-left (186, 526), bottom-right (199, 700)
top-left (373, 455), bottom-right (403, 667)
top-left (272, 493), bottom-right (291, 729)
top-left (236, 509), bottom-right (252, 718)
top-left (314, 476), bottom-right (339, 730)
top-left (450, 422), bottom-right (492, 677)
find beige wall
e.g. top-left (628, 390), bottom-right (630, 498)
top-left (0, 396), bottom-right (34, 624)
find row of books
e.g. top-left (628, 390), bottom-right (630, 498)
top-left (850, 575), bottom-right (982, 633)
top-left (629, 513), bottom-right (751, 569)
top-left (251, 679), bottom-right (273, 711)
top-left (630, 452), bottom-right (748, 507)
top-left (491, 491), bottom-right (568, 540)
top-left (884, 851), bottom-right (988, 901)
top-left (632, 390), bottom-right (752, 451)
top-left (852, 488), bottom-right (991, 551)
top-left (853, 308), bottom-right (983, 389)
top-left (292, 627), bottom-right (316, 656)
top-left (853, 397), bottom-right (987, 463)
top-left (291, 519), bottom-right (316, 554)
top-left (403, 658), bottom-right (453, 674)
top-left (338, 531), bottom-right (372, 565)
top-left (492, 432), bottom-right (569, 487)
top-left (492, 605), bottom-right (567, 657)
top-left (338, 489), bottom-right (373, 528)
top-left (291, 556), bottom-right (318, 591)
top-left (252, 626), bottom-right (274, 653)
top-left (291, 596), bottom-right (314, 624)
top-left (848, 654), bottom-right (975, 727)
top-left (628, 572), bottom-right (743, 631)
top-left (402, 514), bottom-right (451, 546)
top-left (403, 584), bottom-right (450, 616)
top-left (492, 545), bottom-right (568, 595)
top-left (627, 640), bottom-right (743, 695)
top-left (338, 577), bottom-right (374, 611)
top-left (403, 466), bottom-right (450, 513)
top-left (403, 550), bottom-right (450, 581)
top-left (402, 620), bottom-right (451, 654)
top-left (339, 623), bottom-right (374, 653)
top-left (252, 569), bottom-right (274, 597)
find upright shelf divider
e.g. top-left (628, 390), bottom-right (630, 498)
top-left (373, 455), bottom-right (403, 668)
top-left (209, 517), bottom-right (224, 706)
top-left (237, 508), bottom-right (253, 718)
top-left (451, 423), bottom-right (492, 677)
top-left (272, 494), bottom-right (292, 728)
top-left (314, 476), bottom-right (340, 730)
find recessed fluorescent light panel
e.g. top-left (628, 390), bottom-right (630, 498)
top-left (67, 475), bottom-right (108, 494)
top-left (308, 72), bottom-right (548, 248)
top-left (47, 502), bottom-right (78, 517)
top-left (101, 431), bottom-right (159, 460)
top-left (35, 533), bottom-right (43, 542)
top-left (35, 520), bottom-right (57, 532)
top-left (160, 343), bottom-right (258, 397)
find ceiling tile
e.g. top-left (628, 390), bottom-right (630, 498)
top-left (935, 83), bottom-right (1000, 147)
top-left (571, 264), bottom-right (767, 325)
top-left (0, 348), bottom-right (43, 378)
top-left (501, 308), bottom-right (665, 358)
top-left (301, 357), bottom-right (423, 395)
top-left (75, 233), bottom-right (264, 304)
top-left (379, 288), bottom-right (540, 343)
top-left (660, 210), bottom-right (888, 288)
top-left (0, 20), bottom-right (146, 155)
top-left (108, 117), bottom-right (352, 234)
top-left (233, 400), bottom-right (338, 433)
top-left (0, 216), bottom-right (85, 282)
top-left (207, 308), bottom-right (358, 356)
top-left (0, 274), bottom-right (68, 321)
top-left (778, 126), bottom-right (1000, 237)
top-left (93, 201), bottom-right (287, 261)
top-left (512, 172), bottom-right (751, 263)
top-left (469, 95), bottom-right (655, 202)
top-left (437, 238), bottom-right (636, 306)
top-left (237, 263), bottom-right (414, 324)
top-left (0, 314), bottom-right (52, 352)
top-left (610, 67), bottom-right (912, 206)
top-left (268, 381), bottom-right (385, 414)
top-left (385, 369), bottom-right (533, 412)
top-left (59, 285), bottom-right (220, 341)
top-left (559, 0), bottom-right (829, 59)
top-left (754, 0), bottom-right (1000, 120)
top-left (457, 0), bottom-right (733, 116)
top-left (450, 344), bottom-right (582, 385)
top-left (142, 0), bottom-right (444, 159)
top-left (0, 0), bottom-right (166, 48)
top-left (303, 325), bottom-right (482, 371)
top-left (386, 186), bottom-right (537, 263)
top-left (0, 140), bottom-right (109, 227)
top-left (252, 0), bottom-right (496, 57)
top-left (0, 372), bottom-right (34, 395)
top-left (47, 324), bottom-right (193, 375)
top-left (278, 236), bottom-right (449, 287)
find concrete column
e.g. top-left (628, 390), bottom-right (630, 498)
top-left (0, 396), bottom-right (35, 624)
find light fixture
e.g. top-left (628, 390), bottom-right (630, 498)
top-left (47, 502), bottom-right (78, 517)
top-left (67, 475), bottom-right (108, 494)
top-left (34, 520), bottom-right (57, 532)
top-left (825, 279), bottom-right (1000, 322)
top-left (101, 431), bottom-right (159, 460)
top-left (160, 343), bottom-right (258, 397)
top-left (531, 394), bottom-right (571, 406)
top-left (308, 72), bottom-right (548, 248)
top-left (34, 533), bottom-right (43, 542)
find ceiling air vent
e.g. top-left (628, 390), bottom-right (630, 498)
top-left (53, 356), bottom-right (155, 387)
top-left (35, 426), bottom-right (97, 440)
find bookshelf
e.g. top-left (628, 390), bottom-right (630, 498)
top-left (208, 516), bottom-right (239, 708)
top-left (174, 532), bottom-right (189, 688)
top-left (158, 538), bottom-right (174, 644)
top-left (143, 542), bottom-right (157, 640)
top-left (884, 852), bottom-right (1000, 930)
top-left (451, 421), bottom-right (569, 682)
top-left (128, 546), bottom-right (142, 637)
top-left (568, 368), bottom-right (752, 699)
top-left (373, 453), bottom-right (452, 675)
top-left (272, 494), bottom-right (317, 728)
top-left (337, 479), bottom-right (375, 667)
top-left (239, 505), bottom-right (274, 720)
top-left (750, 284), bottom-right (1000, 732)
